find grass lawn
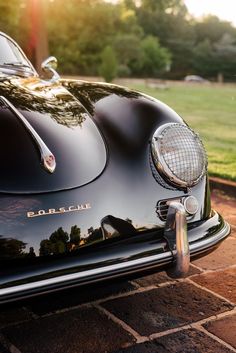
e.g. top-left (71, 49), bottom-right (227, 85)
top-left (128, 82), bottom-right (236, 181)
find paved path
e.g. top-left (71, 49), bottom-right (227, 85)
top-left (0, 189), bottom-right (236, 353)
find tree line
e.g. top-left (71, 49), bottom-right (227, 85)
top-left (1, 0), bottom-right (236, 81)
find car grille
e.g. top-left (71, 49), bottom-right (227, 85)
top-left (156, 197), bottom-right (185, 221)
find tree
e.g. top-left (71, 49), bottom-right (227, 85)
top-left (50, 227), bottom-right (69, 244)
top-left (39, 239), bottom-right (53, 256)
top-left (49, 227), bottom-right (69, 254)
top-left (99, 46), bottom-right (118, 82)
top-left (47, 0), bottom-right (119, 75)
top-left (134, 0), bottom-right (193, 78)
top-left (0, 237), bottom-right (26, 258)
top-left (194, 15), bottom-right (236, 45)
top-left (0, 0), bottom-right (19, 38)
top-left (40, 227), bottom-right (69, 256)
top-left (52, 240), bottom-right (66, 255)
top-left (28, 247), bottom-right (36, 257)
top-left (139, 36), bottom-right (171, 77)
top-left (140, 0), bottom-right (187, 14)
top-left (193, 34), bottom-right (236, 80)
top-left (87, 227), bottom-right (102, 242)
top-left (2, 0), bottom-right (236, 81)
top-left (70, 225), bottom-right (81, 245)
top-left (114, 34), bottom-right (143, 76)
top-left (214, 33), bottom-right (236, 80)
top-left (192, 39), bottom-right (216, 77)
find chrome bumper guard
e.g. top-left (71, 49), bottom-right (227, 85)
top-left (164, 201), bottom-right (190, 278)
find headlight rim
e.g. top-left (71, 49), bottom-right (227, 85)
top-left (151, 122), bottom-right (208, 189)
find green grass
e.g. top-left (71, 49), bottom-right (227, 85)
top-left (128, 82), bottom-right (236, 181)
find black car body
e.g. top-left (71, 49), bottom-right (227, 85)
top-left (0, 32), bottom-right (230, 303)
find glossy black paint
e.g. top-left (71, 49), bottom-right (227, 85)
top-left (0, 38), bottom-right (229, 301)
top-left (0, 74), bottom-right (214, 292)
top-left (0, 80), bottom-right (106, 193)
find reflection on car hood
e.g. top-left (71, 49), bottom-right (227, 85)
top-left (0, 77), bottom-right (107, 194)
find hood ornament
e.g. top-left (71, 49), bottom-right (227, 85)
top-left (0, 95), bottom-right (56, 173)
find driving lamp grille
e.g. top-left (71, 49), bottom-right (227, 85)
top-left (152, 123), bottom-right (207, 188)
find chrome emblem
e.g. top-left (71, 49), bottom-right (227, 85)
top-left (43, 154), bottom-right (56, 174)
top-left (27, 203), bottom-right (91, 218)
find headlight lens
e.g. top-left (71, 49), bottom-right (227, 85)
top-left (151, 123), bottom-right (207, 188)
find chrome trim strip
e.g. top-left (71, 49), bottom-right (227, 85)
top-left (0, 221), bottom-right (230, 298)
top-left (0, 252), bottom-right (172, 296)
top-left (0, 96), bottom-right (56, 173)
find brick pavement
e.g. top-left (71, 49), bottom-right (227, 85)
top-left (0, 188), bottom-right (235, 353)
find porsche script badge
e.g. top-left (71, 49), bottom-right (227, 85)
top-left (27, 203), bottom-right (91, 218)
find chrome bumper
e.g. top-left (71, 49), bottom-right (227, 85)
top-left (0, 212), bottom-right (230, 303)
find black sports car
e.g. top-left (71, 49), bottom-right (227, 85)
top-left (0, 32), bottom-right (230, 303)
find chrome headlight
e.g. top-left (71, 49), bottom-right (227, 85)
top-left (151, 123), bottom-right (207, 188)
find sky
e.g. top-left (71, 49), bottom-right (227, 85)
top-left (184, 0), bottom-right (236, 25)
top-left (107, 0), bottom-right (236, 26)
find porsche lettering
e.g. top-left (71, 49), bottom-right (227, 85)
top-left (27, 203), bottom-right (91, 218)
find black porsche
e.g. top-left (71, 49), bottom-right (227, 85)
top-left (0, 32), bottom-right (230, 303)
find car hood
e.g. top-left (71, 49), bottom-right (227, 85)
top-left (0, 77), bottom-right (107, 194)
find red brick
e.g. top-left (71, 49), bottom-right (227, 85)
top-left (3, 307), bottom-right (135, 353)
top-left (102, 283), bottom-right (233, 336)
top-left (211, 190), bottom-right (236, 228)
top-left (0, 307), bottom-right (32, 329)
top-left (192, 268), bottom-right (236, 303)
top-left (27, 281), bottom-right (135, 316)
top-left (134, 265), bottom-right (201, 287)
top-left (193, 238), bottom-right (236, 270)
top-left (113, 329), bottom-right (234, 353)
top-left (204, 314), bottom-right (236, 348)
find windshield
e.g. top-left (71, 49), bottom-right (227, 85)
top-left (0, 34), bottom-right (33, 73)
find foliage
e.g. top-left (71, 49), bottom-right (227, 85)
top-left (50, 227), bottom-right (69, 244)
top-left (114, 33), bottom-right (170, 77)
top-left (114, 34), bottom-right (142, 68)
top-left (39, 223), bottom-right (104, 256)
top-left (194, 15), bottom-right (236, 44)
top-left (1, 0), bottom-right (236, 80)
top-left (192, 39), bottom-right (217, 78)
top-left (0, 237), bottom-right (26, 258)
top-left (0, 0), bottom-right (19, 38)
top-left (70, 225), bottom-right (81, 245)
top-left (46, 0), bottom-right (119, 75)
top-left (214, 33), bottom-right (236, 80)
top-left (138, 36), bottom-right (171, 77)
top-left (193, 34), bottom-right (236, 80)
top-left (99, 46), bottom-right (118, 82)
